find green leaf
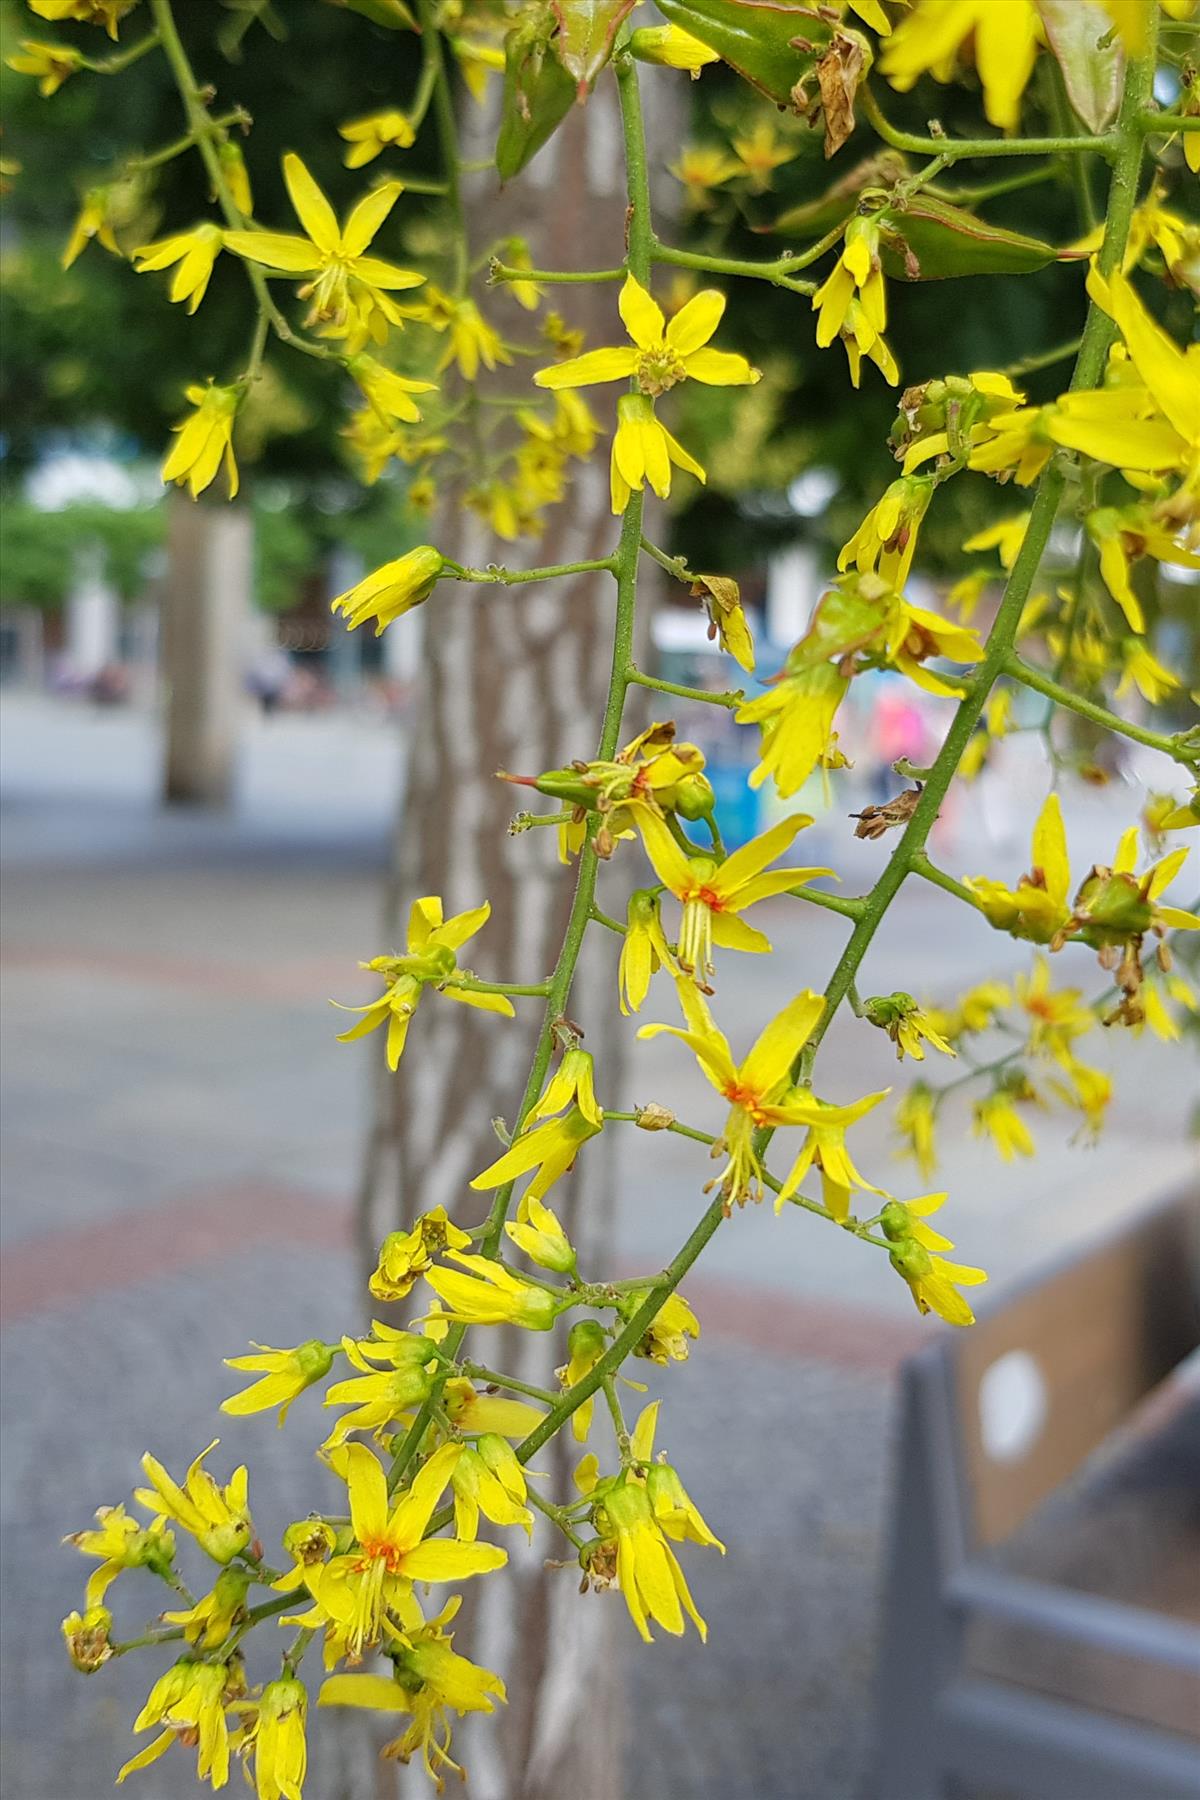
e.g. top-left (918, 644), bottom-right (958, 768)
top-left (1035, 0), bottom-right (1125, 134)
top-left (496, 12), bottom-right (579, 181)
top-left (877, 196), bottom-right (1063, 281)
top-left (550, 0), bottom-right (637, 96)
top-left (654, 0), bottom-right (834, 106)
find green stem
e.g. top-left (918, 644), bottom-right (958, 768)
top-left (450, 558), bottom-right (618, 585)
top-left (387, 49), bottom-right (655, 1496)
top-left (491, 262), bottom-right (625, 285)
top-left (459, 1365), bottom-right (560, 1404)
top-left (860, 84), bottom-right (1116, 160)
top-left (85, 30), bottom-right (161, 74)
top-left (625, 666), bottom-right (742, 710)
top-left (446, 978), bottom-right (553, 998)
top-left (910, 853), bottom-right (981, 910)
top-left (526, 1484), bottom-right (586, 1549)
top-left (784, 32), bottom-right (1158, 1073)
top-left (1007, 654), bottom-right (1198, 765)
top-left (652, 241), bottom-right (815, 294)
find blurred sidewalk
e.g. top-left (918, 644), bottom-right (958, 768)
top-left (1, 694), bottom-right (1195, 1800)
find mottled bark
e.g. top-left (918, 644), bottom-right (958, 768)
top-left (354, 76), bottom-right (675, 1800)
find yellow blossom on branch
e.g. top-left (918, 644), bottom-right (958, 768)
top-left (618, 887), bottom-right (676, 1015)
top-left (225, 154), bottom-right (424, 349)
top-left (334, 896), bottom-right (512, 1071)
top-left (369, 1206), bottom-right (472, 1302)
top-left (736, 664), bottom-right (850, 799)
top-left (132, 223), bottom-right (223, 313)
top-left (639, 977), bottom-right (827, 1205)
top-left (319, 1600), bottom-right (506, 1789)
top-left (893, 1084), bottom-right (939, 1182)
top-left (29, 0), bottom-right (134, 37)
top-left (813, 216), bottom-right (896, 389)
top-left (533, 276), bottom-right (760, 399)
top-left (161, 382), bottom-right (240, 501)
top-left (331, 545), bottom-right (445, 634)
top-left (221, 1337), bottom-right (335, 1425)
top-left (449, 1437), bottom-right (534, 1541)
top-left (864, 992), bottom-right (957, 1062)
top-left (240, 1678), bottom-right (308, 1800)
top-left (774, 1089), bottom-right (891, 1220)
top-left (161, 1566), bottom-right (252, 1649)
top-left (65, 1504), bottom-right (175, 1607)
top-left (423, 1252), bottom-right (562, 1330)
top-left (974, 1084), bottom-right (1038, 1160)
top-left (6, 39), bottom-right (84, 94)
top-left (635, 809), bottom-right (833, 981)
top-left (340, 109), bottom-right (416, 167)
top-left (840, 475), bottom-right (935, 590)
top-left (134, 1441), bottom-right (251, 1564)
top-left (880, 0), bottom-right (1043, 132)
top-left (117, 1659), bottom-right (238, 1789)
top-left (609, 392), bottom-right (706, 512)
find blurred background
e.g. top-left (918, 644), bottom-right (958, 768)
top-left (1, 4), bottom-right (1198, 1798)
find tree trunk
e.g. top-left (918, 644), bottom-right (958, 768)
top-left (355, 77), bottom-right (675, 1800)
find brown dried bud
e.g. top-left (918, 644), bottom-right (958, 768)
top-left (849, 786), bottom-right (922, 839)
top-left (635, 1103), bottom-right (675, 1132)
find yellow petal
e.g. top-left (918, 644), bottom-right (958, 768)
top-left (665, 288), bottom-right (724, 357)
top-left (534, 347), bottom-right (640, 389)
top-left (739, 990), bottom-right (825, 1095)
top-left (619, 275), bottom-right (665, 350)
top-left (223, 229), bottom-right (318, 272)
top-left (342, 181), bottom-right (403, 257)
top-left (283, 152), bottom-right (340, 254)
top-left (680, 346), bottom-right (760, 386)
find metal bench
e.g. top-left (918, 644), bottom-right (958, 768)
top-left (871, 1185), bottom-right (1200, 1800)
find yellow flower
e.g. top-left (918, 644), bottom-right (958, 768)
top-left (618, 888), bottom-right (675, 1015)
top-left (7, 39), bottom-right (84, 94)
top-left (65, 1504), bottom-right (175, 1608)
top-left (840, 475), bottom-right (935, 590)
top-left (1099, 0), bottom-right (1197, 53)
top-left (630, 23), bottom-right (720, 73)
top-left (61, 1604), bottom-right (113, 1673)
top-left (270, 1518), bottom-right (338, 1595)
top-left (220, 1338), bottom-right (335, 1424)
top-left (450, 34), bottom-right (506, 102)
top-left (639, 978), bottom-right (827, 1205)
top-left (774, 1089), bottom-right (891, 1220)
top-left (534, 275), bottom-right (760, 398)
top-left (814, 215), bottom-right (891, 369)
top-left (321, 1328), bottom-right (439, 1448)
top-left (134, 1442), bottom-right (251, 1565)
top-left (423, 1252), bottom-right (561, 1330)
top-left (881, 0), bottom-right (1042, 132)
top-left (635, 810), bottom-right (832, 982)
top-left (442, 1376), bottom-right (546, 1439)
top-left (731, 120), bottom-right (798, 192)
top-left (449, 1437), bottom-right (533, 1541)
top-left (225, 154), bottom-right (423, 349)
top-left (1087, 503), bottom-right (1199, 635)
top-left (319, 1600), bottom-right (505, 1788)
top-left (1137, 972), bottom-right (1198, 1040)
top-left (966, 791), bottom-right (1073, 944)
top-left (688, 571), bottom-right (755, 671)
top-left (633, 1402), bottom-right (724, 1555)
top-left (864, 992), bottom-right (957, 1062)
top-left (609, 391), bottom-right (706, 513)
top-left (963, 512), bottom-right (1030, 572)
top-left (471, 1048), bottom-right (603, 1204)
top-left (1013, 955), bottom-right (1094, 1060)
top-left (591, 1473), bottom-right (709, 1642)
top-left (888, 1237), bottom-right (988, 1326)
top-left (557, 1319), bottom-right (607, 1441)
top-left (334, 897), bottom-right (512, 1071)
top-left (1143, 788), bottom-right (1200, 842)
top-left (504, 1192), bottom-right (577, 1273)
top-left (1051, 1055), bottom-right (1114, 1137)
top-left (880, 1190), bottom-right (956, 1254)
top-left (1082, 263), bottom-right (1199, 486)
top-left (309, 1444), bottom-right (505, 1659)
top-left (331, 544), bottom-right (445, 635)
top-left (241, 1678), bottom-right (307, 1800)
top-left (62, 185), bottom-right (122, 268)
top-left (416, 286), bottom-right (511, 379)
top-left (340, 109), bottom-right (416, 168)
top-left (620, 1289), bottom-right (701, 1364)
top-left (133, 223), bottom-right (224, 313)
top-left (29, 0), bottom-right (134, 36)
top-left (893, 1084), bottom-right (938, 1182)
top-left (737, 664), bottom-right (849, 799)
top-left (218, 139), bottom-right (252, 215)
top-left (117, 1659), bottom-right (238, 1789)
top-left (974, 1087), bottom-right (1037, 1160)
top-left (347, 351), bottom-right (437, 425)
top-left (161, 1567), bottom-right (252, 1649)
top-left (370, 1206), bottom-right (472, 1302)
top-left (162, 382), bottom-right (240, 501)
top-left (668, 144), bottom-right (742, 208)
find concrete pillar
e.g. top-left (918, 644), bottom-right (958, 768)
top-left (765, 543), bottom-right (820, 650)
top-left (161, 496), bottom-right (252, 806)
top-left (326, 546), bottom-right (365, 697)
top-left (65, 544), bottom-right (119, 680)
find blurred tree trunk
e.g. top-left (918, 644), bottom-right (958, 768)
top-left (354, 76), bottom-right (675, 1800)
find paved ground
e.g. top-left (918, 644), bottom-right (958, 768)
top-left (1, 694), bottom-right (1196, 1800)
